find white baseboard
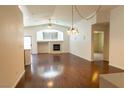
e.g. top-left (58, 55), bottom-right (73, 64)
top-left (49, 51), bottom-right (69, 54)
top-left (12, 70), bottom-right (25, 88)
top-left (69, 52), bottom-right (92, 61)
top-left (109, 63), bottom-right (124, 70)
top-left (37, 52), bottom-right (69, 54)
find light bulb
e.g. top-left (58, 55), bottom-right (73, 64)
top-left (67, 31), bottom-right (71, 35)
top-left (67, 27), bottom-right (79, 35)
top-left (48, 23), bottom-right (52, 28)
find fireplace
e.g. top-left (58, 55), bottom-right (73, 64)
top-left (53, 44), bottom-right (60, 51)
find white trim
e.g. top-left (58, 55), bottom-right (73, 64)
top-left (70, 52), bottom-right (92, 62)
top-left (109, 63), bottom-right (124, 70)
top-left (12, 70), bottom-right (25, 88)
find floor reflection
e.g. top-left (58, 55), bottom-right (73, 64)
top-left (53, 55), bottom-right (61, 62)
top-left (16, 54), bottom-right (124, 88)
top-left (92, 71), bottom-right (99, 83)
top-left (90, 61), bottom-right (109, 87)
top-left (47, 80), bottom-right (54, 87)
top-left (90, 62), bottom-right (100, 87)
top-left (38, 65), bottom-right (64, 78)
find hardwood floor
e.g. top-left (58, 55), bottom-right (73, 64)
top-left (16, 53), bottom-right (124, 88)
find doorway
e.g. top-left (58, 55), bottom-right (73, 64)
top-left (24, 36), bottom-right (32, 51)
top-left (24, 36), bottom-right (32, 66)
top-left (93, 31), bottom-right (104, 61)
top-left (91, 23), bottom-right (109, 61)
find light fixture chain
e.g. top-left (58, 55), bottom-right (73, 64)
top-left (67, 5), bottom-right (79, 35)
top-left (72, 5), bottom-right (74, 28)
top-left (74, 5), bottom-right (101, 20)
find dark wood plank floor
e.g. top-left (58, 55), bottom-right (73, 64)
top-left (16, 53), bottom-right (124, 88)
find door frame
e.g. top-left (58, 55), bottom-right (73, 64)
top-left (91, 22), bottom-right (109, 61)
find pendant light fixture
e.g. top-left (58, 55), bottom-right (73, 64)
top-left (67, 5), bottom-right (79, 35)
top-left (48, 18), bottom-right (52, 28)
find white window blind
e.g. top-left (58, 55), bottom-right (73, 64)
top-left (37, 29), bottom-right (63, 41)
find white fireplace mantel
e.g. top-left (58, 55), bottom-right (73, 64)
top-left (37, 41), bottom-right (64, 54)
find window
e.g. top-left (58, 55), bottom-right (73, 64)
top-left (24, 36), bottom-right (31, 49)
top-left (43, 32), bottom-right (58, 40)
top-left (37, 29), bottom-right (63, 41)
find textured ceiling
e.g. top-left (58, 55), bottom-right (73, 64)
top-left (19, 5), bottom-right (118, 27)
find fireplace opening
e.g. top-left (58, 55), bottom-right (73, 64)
top-left (53, 44), bottom-right (60, 51)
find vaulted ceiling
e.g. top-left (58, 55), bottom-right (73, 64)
top-left (19, 5), bottom-right (118, 27)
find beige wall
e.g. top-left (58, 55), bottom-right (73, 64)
top-left (0, 6), bottom-right (24, 87)
top-left (24, 24), bottom-right (69, 54)
top-left (96, 11), bottom-right (110, 23)
top-left (109, 6), bottom-right (124, 70)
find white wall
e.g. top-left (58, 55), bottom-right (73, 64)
top-left (109, 6), bottom-right (124, 70)
top-left (37, 42), bottom-right (49, 53)
top-left (24, 24), bottom-right (69, 54)
top-left (70, 17), bottom-right (96, 61)
top-left (24, 29), bottom-right (37, 54)
top-left (0, 6), bottom-right (24, 87)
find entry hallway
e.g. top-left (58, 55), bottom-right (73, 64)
top-left (16, 53), bottom-right (124, 88)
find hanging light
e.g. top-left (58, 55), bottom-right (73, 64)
top-left (48, 18), bottom-right (52, 28)
top-left (67, 5), bottom-right (79, 35)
